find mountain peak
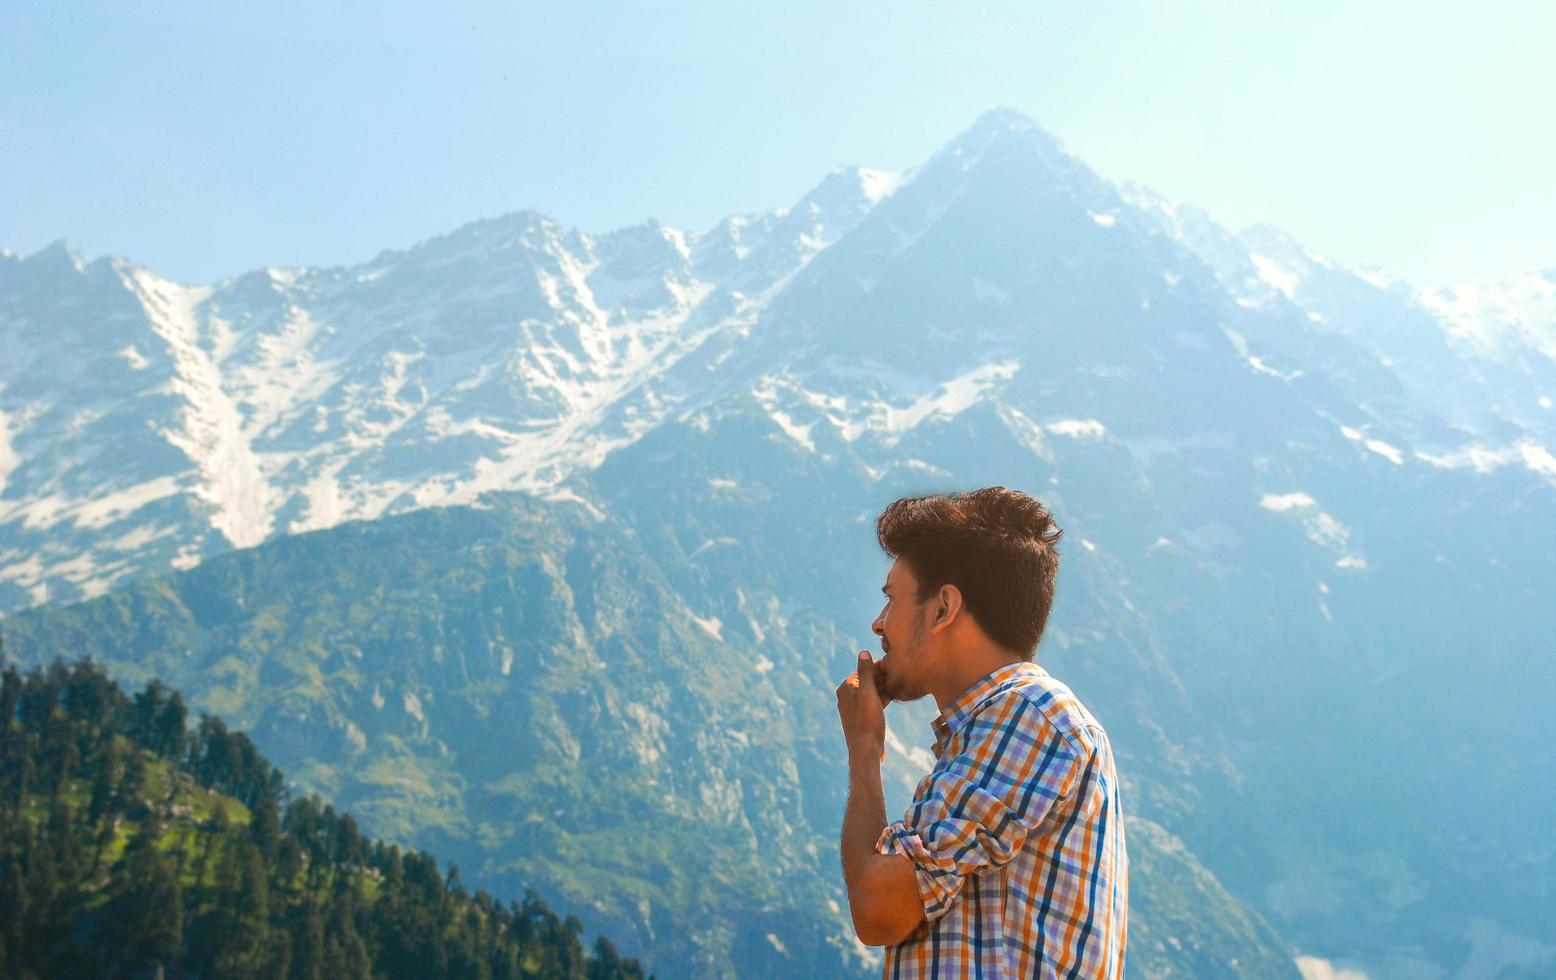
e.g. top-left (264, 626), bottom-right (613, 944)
top-left (28, 239), bottom-right (87, 272)
top-left (968, 105), bottom-right (1039, 133)
top-left (790, 165), bottom-right (903, 217)
top-left (921, 107), bottom-right (1065, 181)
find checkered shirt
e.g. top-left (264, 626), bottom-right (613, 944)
top-left (875, 661), bottom-right (1128, 979)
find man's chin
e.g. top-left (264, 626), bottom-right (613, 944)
top-left (877, 667), bottom-right (924, 706)
top-left (874, 660), bottom-right (895, 702)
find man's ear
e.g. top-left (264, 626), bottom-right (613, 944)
top-left (930, 584), bottom-right (963, 635)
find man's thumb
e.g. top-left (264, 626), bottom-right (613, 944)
top-left (857, 649), bottom-right (874, 675)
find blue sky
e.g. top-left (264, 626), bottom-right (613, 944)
top-left (3, 0), bottom-right (1551, 286)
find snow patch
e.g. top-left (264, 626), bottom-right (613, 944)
top-left (1223, 327), bottom-right (1301, 381)
top-left (1522, 442), bottom-right (1556, 477)
top-left (1415, 441), bottom-right (1556, 481)
top-left (70, 476), bottom-right (184, 530)
top-left (0, 404), bottom-right (18, 496)
top-left (1295, 955), bottom-right (1370, 980)
top-left (885, 360), bottom-right (1019, 436)
top-left (0, 553), bottom-right (46, 604)
top-left (1419, 269), bottom-right (1556, 362)
top-left (770, 411), bottom-right (815, 450)
top-left (108, 523), bottom-right (177, 553)
top-left (751, 379), bottom-right (818, 451)
top-left (539, 486), bottom-right (606, 520)
top-left (1262, 492), bottom-right (1356, 555)
top-left (129, 270), bottom-right (278, 548)
top-left (1306, 512), bottom-right (1351, 551)
top-left (998, 406), bottom-right (1055, 462)
top-left (1353, 267), bottom-right (1393, 289)
top-left (1339, 425), bottom-right (1404, 465)
top-left (290, 467), bottom-right (346, 535)
top-left (689, 537), bottom-right (738, 559)
top-left (402, 691), bottom-right (424, 723)
top-left (1045, 418), bottom-right (1106, 440)
top-left (1250, 253), bottom-right (1301, 299)
top-left (1317, 598), bottom-right (1334, 624)
top-left (858, 168), bottom-right (905, 203)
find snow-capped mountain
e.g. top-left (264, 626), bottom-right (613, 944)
top-left (2, 111), bottom-right (1549, 613)
top-left (4, 108), bottom-right (1553, 978)
top-left (0, 161), bottom-right (901, 608)
top-left (1123, 183), bottom-right (1556, 451)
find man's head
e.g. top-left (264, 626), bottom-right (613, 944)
top-left (870, 487), bottom-right (1063, 704)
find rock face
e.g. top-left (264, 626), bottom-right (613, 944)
top-left (3, 108), bottom-right (1553, 977)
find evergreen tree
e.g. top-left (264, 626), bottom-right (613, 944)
top-left (203, 840), bottom-right (271, 978)
top-left (102, 813), bottom-right (182, 977)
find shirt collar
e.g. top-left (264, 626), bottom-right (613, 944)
top-left (930, 660), bottom-right (1045, 756)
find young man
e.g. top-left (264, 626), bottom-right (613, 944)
top-left (836, 487), bottom-right (1128, 978)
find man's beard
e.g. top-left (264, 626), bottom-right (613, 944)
top-left (877, 655), bottom-right (927, 705)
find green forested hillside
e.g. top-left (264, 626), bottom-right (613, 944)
top-left (0, 656), bottom-right (649, 979)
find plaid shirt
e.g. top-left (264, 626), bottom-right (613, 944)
top-left (875, 661), bottom-right (1128, 979)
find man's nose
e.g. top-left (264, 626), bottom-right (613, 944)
top-left (872, 615), bottom-right (885, 636)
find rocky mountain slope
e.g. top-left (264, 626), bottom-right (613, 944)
top-left (2, 496), bottom-right (1301, 977)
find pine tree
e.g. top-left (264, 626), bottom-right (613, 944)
top-left (207, 840), bottom-right (271, 978)
top-left (0, 851), bottom-right (28, 969)
top-left (102, 813), bottom-right (182, 977)
top-left (288, 900), bottom-right (326, 980)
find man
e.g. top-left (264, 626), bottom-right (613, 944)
top-left (836, 487), bottom-right (1128, 978)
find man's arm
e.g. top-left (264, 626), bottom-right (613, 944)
top-left (841, 744), bottom-right (927, 946)
top-left (837, 652), bottom-right (926, 947)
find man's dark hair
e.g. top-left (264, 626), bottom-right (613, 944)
top-left (875, 486), bottom-right (1063, 655)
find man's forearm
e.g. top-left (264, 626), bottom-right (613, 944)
top-left (841, 744), bottom-right (888, 897)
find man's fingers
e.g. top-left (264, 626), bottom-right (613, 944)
top-left (856, 651), bottom-right (887, 701)
top-left (839, 652), bottom-right (884, 705)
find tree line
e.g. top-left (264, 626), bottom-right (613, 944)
top-left (0, 655), bottom-right (650, 979)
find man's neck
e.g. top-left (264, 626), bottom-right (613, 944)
top-left (930, 646), bottom-right (1029, 714)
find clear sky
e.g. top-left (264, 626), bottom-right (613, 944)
top-left (4, 1), bottom-right (1551, 287)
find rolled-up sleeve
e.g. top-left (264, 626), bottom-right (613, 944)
top-left (875, 695), bottom-right (1081, 922)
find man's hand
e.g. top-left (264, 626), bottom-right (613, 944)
top-left (837, 650), bottom-right (926, 947)
top-left (836, 650), bottom-right (886, 763)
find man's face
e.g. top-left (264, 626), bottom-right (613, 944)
top-left (872, 558), bottom-right (933, 704)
